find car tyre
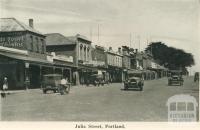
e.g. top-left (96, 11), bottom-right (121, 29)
top-left (65, 86), bottom-right (70, 94)
top-left (43, 90), bottom-right (46, 94)
top-left (139, 86), bottom-right (143, 91)
top-left (124, 85), bottom-right (128, 90)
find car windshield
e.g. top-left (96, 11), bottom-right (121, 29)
top-left (170, 71), bottom-right (182, 77)
top-left (43, 76), bottom-right (61, 81)
top-left (128, 73), bottom-right (142, 78)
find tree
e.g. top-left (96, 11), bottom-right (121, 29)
top-left (145, 42), bottom-right (195, 70)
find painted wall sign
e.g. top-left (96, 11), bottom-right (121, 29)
top-left (0, 35), bottom-right (25, 48)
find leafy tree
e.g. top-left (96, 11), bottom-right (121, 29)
top-left (145, 42), bottom-right (195, 70)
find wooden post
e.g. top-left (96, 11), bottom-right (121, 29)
top-left (25, 62), bottom-right (30, 90)
top-left (40, 65), bottom-right (42, 89)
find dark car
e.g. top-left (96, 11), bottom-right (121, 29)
top-left (168, 70), bottom-right (184, 86)
top-left (194, 72), bottom-right (199, 82)
top-left (41, 74), bottom-right (70, 94)
top-left (123, 72), bottom-right (144, 91)
top-left (89, 74), bottom-right (105, 86)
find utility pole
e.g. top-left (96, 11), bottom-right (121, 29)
top-left (138, 35), bottom-right (140, 52)
top-left (90, 25), bottom-right (92, 41)
top-left (146, 38), bottom-right (149, 48)
top-left (130, 33), bottom-right (132, 48)
top-left (149, 36), bottom-right (153, 55)
top-left (98, 24), bottom-right (100, 43)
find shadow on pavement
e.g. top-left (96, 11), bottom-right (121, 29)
top-left (120, 88), bottom-right (142, 91)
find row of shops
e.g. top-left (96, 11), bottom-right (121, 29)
top-left (0, 46), bottom-right (73, 90)
top-left (0, 46), bottom-right (168, 90)
top-left (0, 18), bottom-right (169, 90)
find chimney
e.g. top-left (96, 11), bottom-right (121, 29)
top-left (118, 47), bottom-right (121, 54)
top-left (136, 49), bottom-right (138, 53)
top-left (29, 19), bottom-right (34, 28)
top-left (109, 47), bottom-right (112, 51)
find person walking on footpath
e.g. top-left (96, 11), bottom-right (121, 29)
top-left (2, 77), bottom-right (8, 98)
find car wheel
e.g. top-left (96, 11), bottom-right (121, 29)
top-left (43, 90), bottom-right (46, 94)
top-left (66, 86), bottom-right (70, 94)
top-left (124, 85), bottom-right (128, 90)
top-left (139, 86), bottom-right (143, 91)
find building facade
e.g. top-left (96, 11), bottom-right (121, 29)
top-left (91, 45), bottom-right (108, 82)
top-left (0, 18), bottom-right (74, 90)
top-left (46, 33), bottom-right (93, 85)
top-left (0, 18), bottom-right (53, 89)
top-left (106, 47), bottom-right (123, 82)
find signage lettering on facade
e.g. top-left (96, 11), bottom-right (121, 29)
top-left (0, 35), bottom-right (24, 48)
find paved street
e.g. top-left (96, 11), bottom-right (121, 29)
top-left (0, 76), bottom-right (199, 121)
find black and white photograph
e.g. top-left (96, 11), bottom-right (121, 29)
top-left (0, 0), bottom-right (199, 129)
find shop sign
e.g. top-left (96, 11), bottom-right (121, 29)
top-left (0, 35), bottom-right (25, 48)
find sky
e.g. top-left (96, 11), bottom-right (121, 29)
top-left (0, 0), bottom-right (199, 74)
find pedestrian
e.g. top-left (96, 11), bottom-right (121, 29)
top-left (1, 77), bottom-right (8, 98)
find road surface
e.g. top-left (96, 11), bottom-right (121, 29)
top-left (1, 76), bottom-right (199, 121)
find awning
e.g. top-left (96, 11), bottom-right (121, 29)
top-left (0, 51), bottom-right (53, 65)
top-left (127, 69), bottom-right (143, 74)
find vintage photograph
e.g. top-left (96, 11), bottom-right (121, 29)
top-left (0, 0), bottom-right (199, 123)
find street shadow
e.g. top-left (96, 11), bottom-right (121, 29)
top-left (120, 88), bottom-right (142, 91)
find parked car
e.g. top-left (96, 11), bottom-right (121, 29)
top-left (89, 74), bottom-right (105, 86)
top-left (194, 72), bottom-right (199, 82)
top-left (123, 71), bottom-right (144, 91)
top-left (41, 74), bottom-right (70, 94)
top-left (168, 70), bottom-right (184, 86)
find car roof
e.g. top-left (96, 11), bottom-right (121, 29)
top-left (129, 77), bottom-right (140, 79)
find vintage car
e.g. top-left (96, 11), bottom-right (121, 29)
top-left (123, 71), bottom-right (144, 91)
top-left (89, 74), bottom-right (105, 86)
top-left (41, 74), bottom-right (70, 94)
top-left (194, 72), bottom-right (199, 82)
top-left (168, 70), bottom-right (184, 86)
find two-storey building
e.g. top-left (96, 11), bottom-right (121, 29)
top-left (106, 47), bottom-right (123, 82)
top-left (45, 33), bottom-right (93, 85)
top-left (0, 18), bottom-right (54, 89)
top-left (91, 45), bottom-right (108, 82)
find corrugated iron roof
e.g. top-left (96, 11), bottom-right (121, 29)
top-left (0, 18), bottom-right (44, 36)
top-left (45, 33), bottom-right (76, 46)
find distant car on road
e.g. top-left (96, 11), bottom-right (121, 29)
top-left (168, 70), bottom-right (183, 86)
top-left (123, 71), bottom-right (144, 91)
top-left (41, 74), bottom-right (70, 94)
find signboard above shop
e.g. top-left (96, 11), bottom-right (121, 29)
top-left (0, 33), bottom-right (25, 49)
